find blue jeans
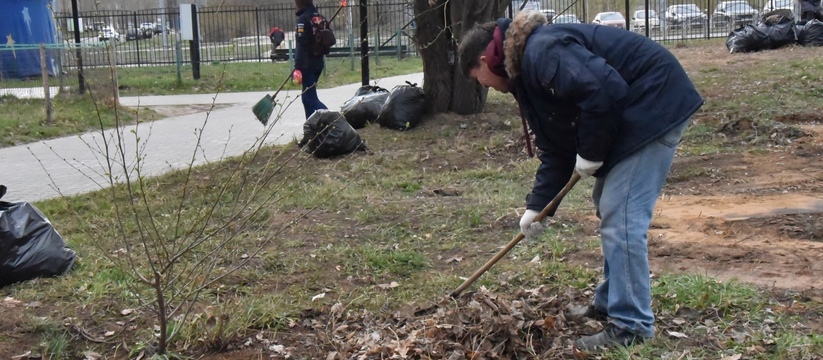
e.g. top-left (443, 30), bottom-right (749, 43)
top-left (590, 119), bottom-right (691, 338)
top-left (300, 68), bottom-right (328, 119)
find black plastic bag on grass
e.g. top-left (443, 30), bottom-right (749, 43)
top-left (798, 20), bottom-right (823, 47)
top-left (340, 85), bottom-right (390, 129)
top-left (376, 82), bottom-right (427, 131)
top-left (762, 21), bottom-right (798, 49)
top-left (1, 185), bottom-right (77, 287)
top-left (726, 25), bottom-right (770, 53)
top-left (298, 110), bottom-right (367, 158)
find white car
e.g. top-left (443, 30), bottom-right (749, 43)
top-left (139, 22), bottom-right (156, 37)
top-left (665, 4), bottom-right (708, 30)
top-left (631, 9), bottom-right (661, 32)
top-left (98, 26), bottom-right (122, 42)
top-left (593, 11), bottom-right (626, 29)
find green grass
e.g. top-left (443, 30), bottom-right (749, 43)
top-left (2, 42), bottom-right (822, 359)
top-left (117, 56), bottom-right (423, 96)
top-left (0, 56), bottom-right (422, 148)
top-left (0, 94), bottom-right (161, 148)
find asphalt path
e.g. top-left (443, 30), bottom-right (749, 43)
top-left (0, 72), bottom-right (424, 202)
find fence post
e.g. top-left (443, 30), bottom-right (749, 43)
top-left (255, 7), bottom-right (262, 62)
top-left (396, 28), bottom-right (401, 61)
top-left (40, 44), bottom-right (53, 125)
top-left (350, 26), bottom-right (355, 71)
top-left (374, 30), bottom-right (379, 65)
top-left (134, 11), bottom-right (142, 67)
top-left (176, 34), bottom-right (183, 86)
top-left (109, 43), bottom-right (119, 104)
top-left (288, 40), bottom-right (294, 69)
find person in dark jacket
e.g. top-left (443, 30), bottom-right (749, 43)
top-left (800, 0), bottom-right (823, 23)
top-left (457, 11), bottom-right (703, 353)
top-left (294, 0), bottom-right (328, 119)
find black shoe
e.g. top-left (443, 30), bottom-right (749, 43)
top-left (582, 305), bottom-right (608, 322)
top-left (569, 304), bottom-right (608, 321)
top-left (573, 323), bottom-right (646, 353)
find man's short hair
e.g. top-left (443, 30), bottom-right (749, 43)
top-left (295, 0), bottom-right (314, 10)
top-left (457, 21), bottom-right (497, 78)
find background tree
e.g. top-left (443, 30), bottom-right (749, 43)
top-left (413, 0), bottom-right (508, 115)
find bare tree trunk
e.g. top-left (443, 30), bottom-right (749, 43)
top-left (413, 0), bottom-right (506, 115)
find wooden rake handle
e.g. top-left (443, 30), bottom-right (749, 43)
top-left (449, 172), bottom-right (582, 298)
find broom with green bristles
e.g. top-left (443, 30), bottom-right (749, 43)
top-left (252, 72), bottom-right (294, 126)
top-left (252, 1), bottom-right (347, 125)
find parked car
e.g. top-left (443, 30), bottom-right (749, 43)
top-left (593, 11), bottom-right (626, 29)
top-left (631, 9), bottom-right (661, 32)
top-left (763, 0), bottom-right (796, 14)
top-left (541, 9), bottom-right (557, 21)
top-left (139, 22), bottom-right (155, 38)
top-left (125, 28), bottom-right (144, 41)
top-left (98, 26), bottom-right (122, 42)
top-left (552, 14), bottom-right (582, 24)
top-left (665, 4), bottom-right (708, 30)
top-left (712, 1), bottom-right (759, 29)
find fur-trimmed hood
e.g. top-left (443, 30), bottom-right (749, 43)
top-left (503, 11), bottom-right (548, 79)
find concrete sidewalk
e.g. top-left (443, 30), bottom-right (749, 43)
top-left (0, 73), bottom-right (424, 202)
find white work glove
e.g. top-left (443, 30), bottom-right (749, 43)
top-left (519, 209), bottom-right (547, 239)
top-left (575, 154), bottom-right (603, 179)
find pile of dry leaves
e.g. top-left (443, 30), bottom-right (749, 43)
top-left (266, 286), bottom-right (601, 359)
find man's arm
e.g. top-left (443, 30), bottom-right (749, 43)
top-left (526, 145), bottom-right (575, 212)
top-left (294, 14), bottom-right (312, 69)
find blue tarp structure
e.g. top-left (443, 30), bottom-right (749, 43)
top-left (0, 0), bottom-right (58, 79)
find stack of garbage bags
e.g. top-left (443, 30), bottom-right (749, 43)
top-left (340, 85), bottom-right (390, 129)
top-left (298, 81), bottom-right (428, 158)
top-left (727, 10), bottom-right (823, 53)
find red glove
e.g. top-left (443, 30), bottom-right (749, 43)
top-left (292, 69), bottom-right (303, 85)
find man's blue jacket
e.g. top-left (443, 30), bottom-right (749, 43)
top-left (295, 6), bottom-right (325, 71)
top-left (497, 14), bottom-right (704, 211)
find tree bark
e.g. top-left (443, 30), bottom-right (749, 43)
top-left (414, 0), bottom-right (507, 115)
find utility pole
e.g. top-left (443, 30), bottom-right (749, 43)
top-left (160, 0), bottom-right (168, 48)
top-left (71, 0), bottom-right (85, 94)
top-left (360, 0), bottom-right (368, 86)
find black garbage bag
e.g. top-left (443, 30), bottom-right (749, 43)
top-left (762, 22), bottom-right (798, 49)
top-left (340, 85), bottom-right (390, 129)
top-left (354, 84), bottom-right (386, 97)
top-left (376, 81), bottom-right (427, 131)
top-left (726, 24), bottom-right (770, 53)
top-left (298, 110), bottom-right (367, 158)
top-left (798, 19), bottom-right (823, 46)
top-left (1, 185), bottom-right (76, 287)
top-left (758, 9), bottom-right (798, 49)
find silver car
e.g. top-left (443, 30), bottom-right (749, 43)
top-left (712, 1), bottom-right (760, 29)
top-left (593, 11), bottom-right (627, 29)
top-left (631, 9), bottom-right (661, 32)
top-left (553, 14), bottom-right (582, 24)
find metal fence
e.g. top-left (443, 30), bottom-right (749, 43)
top-left (3, 0), bottom-right (791, 99)
top-left (50, 2), bottom-right (417, 69)
top-left (514, 0), bottom-right (795, 40)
